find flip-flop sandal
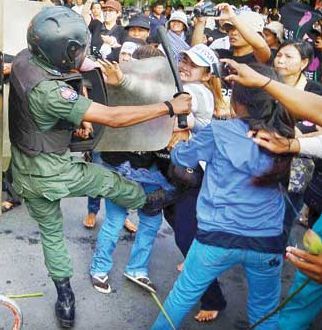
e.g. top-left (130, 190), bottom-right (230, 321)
top-left (123, 218), bottom-right (137, 233)
top-left (123, 273), bottom-right (156, 293)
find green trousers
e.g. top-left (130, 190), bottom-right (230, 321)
top-left (12, 159), bottom-right (146, 280)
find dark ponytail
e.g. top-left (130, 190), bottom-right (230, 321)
top-left (231, 63), bottom-right (295, 187)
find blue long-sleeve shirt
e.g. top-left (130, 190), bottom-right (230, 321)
top-left (171, 119), bottom-right (285, 253)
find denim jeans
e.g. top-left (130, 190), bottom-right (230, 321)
top-left (90, 182), bottom-right (162, 277)
top-left (279, 213), bottom-right (322, 330)
top-left (167, 187), bottom-right (227, 311)
top-left (152, 239), bottom-right (283, 330)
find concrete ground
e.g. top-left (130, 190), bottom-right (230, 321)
top-left (0, 197), bottom-right (321, 330)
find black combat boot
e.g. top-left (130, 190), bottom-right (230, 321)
top-left (53, 278), bottom-right (75, 328)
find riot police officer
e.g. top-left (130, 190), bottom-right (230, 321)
top-left (8, 6), bottom-right (190, 328)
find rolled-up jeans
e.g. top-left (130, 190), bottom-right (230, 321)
top-left (91, 176), bottom-right (162, 278)
top-left (152, 239), bottom-right (283, 330)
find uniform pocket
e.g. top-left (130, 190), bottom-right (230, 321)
top-left (31, 177), bottom-right (70, 201)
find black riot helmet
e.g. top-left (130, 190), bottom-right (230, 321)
top-left (27, 6), bottom-right (90, 73)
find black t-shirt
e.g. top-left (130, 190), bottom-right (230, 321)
top-left (100, 151), bottom-right (154, 169)
top-left (304, 49), bottom-right (322, 83)
top-left (280, 1), bottom-right (322, 40)
top-left (89, 20), bottom-right (126, 61)
top-left (216, 49), bottom-right (257, 99)
top-left (204, 27), bottom-right (226, 41)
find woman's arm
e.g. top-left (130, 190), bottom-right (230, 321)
top-left (249, 129), bottom-right (322, 158)
top-left (222, 59), bottom-right (322, 125)
top-left (171, 125), bottom-right (214, 168)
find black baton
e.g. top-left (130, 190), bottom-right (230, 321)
top-left (157, 26), bottom-right (188, 129)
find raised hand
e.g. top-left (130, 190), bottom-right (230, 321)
top-left (214, 3), bottom-right (236, 21)
top-left (220, 59), bottom-right (270, 88)
top-left (97, 59), bottom-right (124, 86)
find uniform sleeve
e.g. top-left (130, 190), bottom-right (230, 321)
top-left (171, 124), bottom-right (214, 168)
top-left (30, 80), bottom-right (93, 127)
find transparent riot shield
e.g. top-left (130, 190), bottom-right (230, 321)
top-left (95, 56), bottom-right (176, 152)
top-left (0, 0), bottom-right (48, 214)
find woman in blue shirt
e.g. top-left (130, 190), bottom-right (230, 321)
top-left (152, 64), bottom-right (295, 330)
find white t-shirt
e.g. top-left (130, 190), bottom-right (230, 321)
top-left (183, 83), bottom-right (214, 133)
top-left (72, 5), bottom-right (84, 15)
top-left (209, 36), bottom-right (230, 50)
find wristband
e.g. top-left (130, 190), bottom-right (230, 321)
top-left (287, 138), bottom-right (291, 152)
top-left (260, 78), bottom-right (272, 89)
top-left (164, 101), bottom-right (175, 117)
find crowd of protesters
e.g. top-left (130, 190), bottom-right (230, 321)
top-left (2, 0), bottom-right (322, 329)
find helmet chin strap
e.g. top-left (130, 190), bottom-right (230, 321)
top-left (34, 47), bottom-right (62, 74)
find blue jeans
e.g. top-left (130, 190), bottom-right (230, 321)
top-left (90, 182), bottom-right (162, 277)
top-left (152, 239), bottom-right (283, 330)
top-left (279, 214), bottom-right (322, 330)
top-left (166, 187), bottom-right (227, 311)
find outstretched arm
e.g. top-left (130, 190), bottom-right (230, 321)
top-left (221, 59), bottom-right (322, 125)
top-left (215, 3), bottom-right (271, 63)
top-left (82, 93), bottom-right (191, 128)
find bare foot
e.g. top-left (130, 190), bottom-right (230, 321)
top-left (176, 262), bottom-right (184, 272)
top-left (83, 213), bottom-right (96, 229)
top-left (194, 310), bottom-right (219, 322)
top-left (124, 218), bottom-right (137, 233)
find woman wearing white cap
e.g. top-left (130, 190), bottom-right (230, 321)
top-left (165, 43), bottom-right (228, 323)
top-left (152, 62), bottom-right (295, 330)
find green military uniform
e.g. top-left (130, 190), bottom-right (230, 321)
top-left (11, 59), bottom-right (146, 281)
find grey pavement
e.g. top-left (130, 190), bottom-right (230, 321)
top-left (0, 197), bottom-right (321, 330)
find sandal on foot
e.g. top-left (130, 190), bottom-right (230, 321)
top-left (123, 273), bottom-right (156, 293)
top-left (91, 275), bottom-right (111, 294)
top-left (124, 218), bottom-right (137, 233)
top-left (83, 213), bottom-right (97, 229)
top-left (194, 310), bottom-right (219, 323)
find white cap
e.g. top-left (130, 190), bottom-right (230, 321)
top-left (181, 44), bottom-right (219, 74)
top-left (225, 11), bottom-right (265, 33)
top-left (166, 11), bottom-right (189, 30)
top-left (120, 42), bottom-right (139, 55)
top-left (264, 21), bottom-right (284, 43)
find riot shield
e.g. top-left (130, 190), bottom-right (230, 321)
top-left (0, 0), bottom-right (48, 214)
top-left (95, 56), bottom-right (176, 152)
top-left (69, 68), bottom-right (106, 152)
top-left (1, 0), bottom-right (48, 167)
